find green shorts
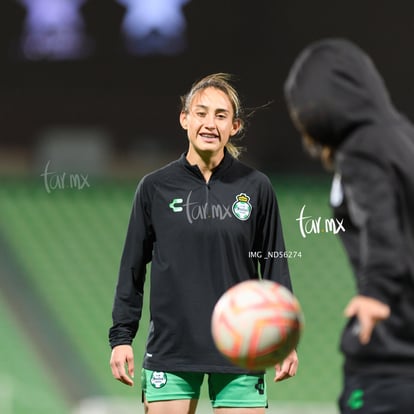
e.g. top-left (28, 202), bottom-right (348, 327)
top-left (141, 369), bottom-right (267, 408)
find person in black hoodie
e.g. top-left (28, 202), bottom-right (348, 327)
top-left (284, 38), bottom-right (414, 414)
top-left (109, 73), bottom-right (298, 414)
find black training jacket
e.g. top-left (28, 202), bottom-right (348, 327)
top-left (285, 38), bottom-right (414, 375)
top-left (109, 150), bottom-right (292, 373)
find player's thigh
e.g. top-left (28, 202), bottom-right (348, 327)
top-left (209, 373), bottom-right (267, 411)
top-left (142, 369), bottom-right (203, 414)
top-left (214, 408), bottom-right (265, 414)
top-left (144, 397), bottom-right (198, 414)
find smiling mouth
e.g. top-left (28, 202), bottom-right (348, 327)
top-left (199, 133), bottom-right (219, 141)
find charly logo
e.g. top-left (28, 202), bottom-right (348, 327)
top-left (169, 198), bottom-right (183, 212)
top-left (347, 389), bottom-right (364, 410)
top-left (232, 193), bottom-right (252, 221)
top-left (254, 378), bottom-right (265, 395)
top-left (150, 371), bottom-right (167, 389)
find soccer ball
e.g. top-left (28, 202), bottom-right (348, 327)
top-left (211, 279), bottom-right (304, 370)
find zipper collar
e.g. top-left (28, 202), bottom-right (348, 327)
top-left (179, 149), bottom-right (234, 182)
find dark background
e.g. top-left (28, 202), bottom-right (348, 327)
top-left (1, 2), bottom-right (412, 412)
top-left (1, 0), bottom-right (413, 175)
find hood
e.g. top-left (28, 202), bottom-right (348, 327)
top-left (284, 38), bottom-right (399, 146)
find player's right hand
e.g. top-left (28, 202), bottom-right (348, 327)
top-left (110, 344), bottom-right (135, 386)
top-left (344, 295), bottom-right (390, 345)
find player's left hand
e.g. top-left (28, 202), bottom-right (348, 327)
top-left (274, 349), bottom-right (298, 382)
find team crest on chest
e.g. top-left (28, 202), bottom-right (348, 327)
top-left (232, 193), bottom-right (252, 221)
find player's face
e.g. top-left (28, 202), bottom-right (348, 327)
top-left (180, 87), bottom-right (240, 157)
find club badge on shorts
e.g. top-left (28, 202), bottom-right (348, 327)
top-left (232, 193), bottom-right (252, 221)
top-left (150, 371), bottom-right (167, 388)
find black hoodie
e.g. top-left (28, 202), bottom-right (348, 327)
top-left (285, 38), bottom-right (414, 375)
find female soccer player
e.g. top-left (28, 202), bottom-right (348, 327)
top-left (285, 38), bottom-right (414, 414)
top-left (109, 73), bottom-right (298, 414)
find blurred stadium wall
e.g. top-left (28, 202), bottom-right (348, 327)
top-left (0, 1), bottom-right (412, 413)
